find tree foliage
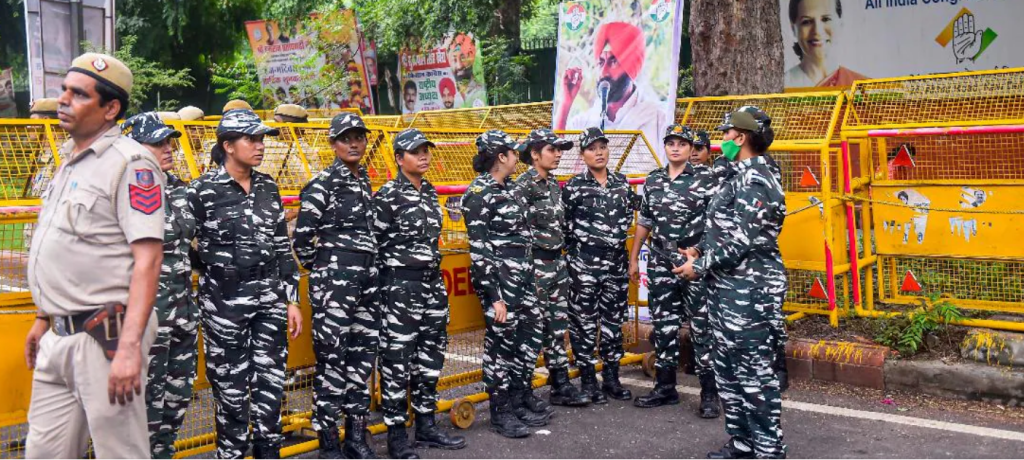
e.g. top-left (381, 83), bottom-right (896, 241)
top-left (210, 54), bottom-right (264, 109)
top-left (85, 35), bottom-right (195, 112)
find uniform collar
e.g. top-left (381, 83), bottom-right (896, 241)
top-left (62, 124), bottom-right (122, 164)
top-left (582, 167), bottom-right (620, 185)
top-left (526, 167), bottom-right (554, 184)
top-left (331, 158), bottom-right (367, 179)
top-left (659, 163), bottom-right (695, 177)
top-left (165, 172), bottom-right (186, 188)
top-left (210, 165), bottom-right (263, 185)
top-left (734, 156), bottom-right (768, 174)
top-left (396, 169), bottom-right (432, 192)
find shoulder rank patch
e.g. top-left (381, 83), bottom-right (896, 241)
top-left (129, 184), bottom-right (162, 214)
top-left (470, 185), bottom-right (484, 193)
top-left (135, 169), bottom-right (156, 189)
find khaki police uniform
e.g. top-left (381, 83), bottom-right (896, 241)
top-left (26, 119), bottom-right (166, 457)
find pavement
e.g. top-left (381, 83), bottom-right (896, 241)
top-left (316, 366), bottom-right (1024, 459)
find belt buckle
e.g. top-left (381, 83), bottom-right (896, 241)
top-left (51, 317), bottom-right (72, 335)
top-left (103, 312), bottom-right (124, 341)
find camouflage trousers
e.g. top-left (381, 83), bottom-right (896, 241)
top-left (478, 257), bottom-right (537, 392)
top-left (378, 269), bottom-right (448, 426)
top-left (708, 280), bottom-right (786, 458)
top-left (308, 259), bottom-right (379, 432)
top-left (531, 256), bottom-right (571, 372)
top-left (647, 252), bottom-right (712, 377)
top-left (199, 274), bottom-right (289, 459)
top-left (566, 250), bottom-right (628, 368)
top-left (146, 296), bottom-right (199, 459)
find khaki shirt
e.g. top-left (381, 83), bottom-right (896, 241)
top-left (28, 125), bottom-right (166, 316)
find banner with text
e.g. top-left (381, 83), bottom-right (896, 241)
top-left (781, 0), bottom-right (1024, 88)
top-left (553, 0), bottom-right (684, 162)
top-left (398, 33), bottom-right (488, 114)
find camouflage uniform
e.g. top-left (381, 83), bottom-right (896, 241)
top-left (372, 137), bottom-right (446, 428)
top-left (293, 156), bottom-right (378, 431)
top-left (562, 129), bottom-right (638, 398)
top-left (695, 110), bottom-right (787, 459)
top-left (122, 113), bottom-right (199, 459)
top-left (188, 111), bottom-right (299, 459)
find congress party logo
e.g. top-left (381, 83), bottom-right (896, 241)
top-left (564, 3), bottom-right (587, 31)
top-left (648, 0), bottom-right (672, 23)
top-left (935, 7), bottom-right (998, 64)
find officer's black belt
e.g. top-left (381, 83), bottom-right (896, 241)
top-left (207, 263), bottom-right (278, 283)
top-left (578, 244), bottom-right (625, 257)
top-left (494, 246), bottom-right (530, 258)
top-left (387, 267), bottom-right (440, 282)
top-left (49, 303), bottom-right (125, 361)
top-left (316, 248), bottom-right (375, 268)
top-left (532, 247), bottom-right (562, 261)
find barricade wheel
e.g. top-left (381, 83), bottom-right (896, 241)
top-left (449, 398), bottom-right (475, 429)
top-left (642, 352), bottom-right (656, 378)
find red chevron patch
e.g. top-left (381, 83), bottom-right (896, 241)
top-left (129, 184), bottom-right (162, 214)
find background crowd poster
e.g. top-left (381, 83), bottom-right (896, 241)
top-left (245, 9), bottom-right (375, 114)
top-left (398, 33), bottom-right (488, 114)
top-left (552, 0), bottom-right (684, 162)
top-left (781, 0), bottom-right (1024, 89)
top-left (0, 69), bottom-right (16, 118)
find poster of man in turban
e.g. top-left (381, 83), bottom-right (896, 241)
top-left (553, 0), bottom-right (683, 161)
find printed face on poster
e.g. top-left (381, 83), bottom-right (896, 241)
top-left (781, 0), bottom-right (1024, 89)
top-left (0, 68), bottom-right (16, 118)
top-left (398, 33), bottom-right (488, 114)
top-left (552, 0), bottom-right (684, 162)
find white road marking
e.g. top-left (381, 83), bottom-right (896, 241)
top-left (617, 377), bottom-right (1024, 443)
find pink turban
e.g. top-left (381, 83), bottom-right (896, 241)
top-left (593, 22), bottom-right (645, 80)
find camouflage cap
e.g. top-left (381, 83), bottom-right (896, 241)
top-left (29, 98), bottom-right (58, 115)
top-left (579, 127), bottom-right (610, 150)
top-left (217, 109), bottom-right (280, 136)
top-left (694, 129), bottom-right (711, 147)
top-left (526, 128), bottom-right (574, 151)
top-left (222, 99), bottom-right (253, 113)
top-left (717, 105), bottom-right (771, 133)
top-left (122, 111), bottom-right (182, 145)
top-left (663, 124), bottom-right (695, 143)
top-left (476, 129), bottom-right (526, 155)
top-left (177, 106), bottom-right (205, 121)
top-left (68, 53), bottom-right (132, 99)
top-left (393, 128), bottom-right (435, 152)
top-left (329, 112), bottom-right (370, 140)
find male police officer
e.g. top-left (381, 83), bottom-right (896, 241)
top-left (374, 128), bottom-right (468, 458)
top-left (23, 52), bottom-right (165, 458)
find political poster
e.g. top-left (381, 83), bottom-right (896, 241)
top-left (245, 10), bottom-right (374, 113)
top-left (398, 33), bottom-right (488, 114)
top-left (781, 0), bottom-right (1024, 89)
top-left (362, 36), bottom-right (379, 86)
top-left (0, 68), bottom-right (16, 118)
top-left (553, 0), bottom-right (684, 161)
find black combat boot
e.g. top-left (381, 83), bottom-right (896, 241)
top-left (317, 424), bottom-right (343, 459)
top-left (548, 367), bottom-right (591, 407)
top-left (698, 373), bottom-right (722, 419)
top-left (706, 438), bottom-right (756, 459)
top-left (414, 412), bottom-right (467, 450)
top-left (579, 364), bottom-right (607, 405)
top-left (600, 361), bottom-right (632, 400)
top-left (509, 384), bottom-right (550, 427)
top-left (343, 416), bottom-right (378, 459)
top-left (774, 345), bottom-right (790, 393)
top-left (488, 388), bottom-right (531, 438)
top-left (634, 367), bottom-right (679, 408)
top-left (386, 424), bottom-right (419, 459)
top-left (253, 443), bottom-right (281, 459)
top-left (520, 386), bottom-right (554, 416)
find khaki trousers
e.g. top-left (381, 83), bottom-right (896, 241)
top-left (26, 314), bottom-right (157, 459)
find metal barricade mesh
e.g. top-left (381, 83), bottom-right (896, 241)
top-left (178, 123), bottom-right (219, 178)
top-left (877, 255), bottom-right (1024, 313)
top-left (439, 194), bottom-right (468, 255)
top-left (407, 102), bottom-right (553, 130)
top-left (784, 268), bottom-right (850, 312)
top-left (766, 149), bottom-right (837, 193)
top-left (846, 69), bottom-right (1024, 130)
top-left (0, 123), bottom-right (58, 202)
top-left (678, 92), bottom-right (844, 143)
top-left (362, 116), bottom-right (404, 128)
top-left (0, 421), bottom-right (28, 459)
top-left (257, 126), bottom-right (312, 195)
top-left (0, 215), bottom-right (33, 299)
top-left (871, 133), bottom-right (1024, 182)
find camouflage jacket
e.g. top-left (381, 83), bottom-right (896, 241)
top-left (514, 168), bottom-right (565, 252)
top-left (693, 156), bottom-right (787, 288)
top-left (562, 169), bottom-right (639, 251)
top-left (187, 166), bottom-right (299, 302)
top-left (293, 159), bottom-right (376, 269)
top-left (372, 170), bottom-right (443, 269)
top-left (158, 173), bottom-right (196, 310)
top-left (638, 164), bottom-right (715, 249)
top-left (462, 172), bottom-right (532, 302)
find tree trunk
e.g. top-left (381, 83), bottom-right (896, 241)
top-left (490, 0), bottom-right (523, 48)
top-left (689, 0), bottom-right (784, 96)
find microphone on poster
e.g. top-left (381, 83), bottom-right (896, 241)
top-left (597, 80), bottom-right (610, 130)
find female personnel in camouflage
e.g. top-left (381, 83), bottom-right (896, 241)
top-left (462, 129), bottom-right (541, 439)
top-left (676, 107), bottom-right (788, 459)
top-left (293, 113), bottom-right (379, 459)
top-left (630, 125), bottom-right (720, 417)
top-left (123, 112), bottom-right (198, 459)
top-left (562, 127), bottom-right (638, 404)
top-left (187, 109), bottom-right (303, 459)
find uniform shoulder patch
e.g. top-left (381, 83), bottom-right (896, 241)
top-left (470, 185), bottom-right (484, 193)
top-left (135, 168), bottom-right (156, 189)
top-left (129, 183), bottom-right (162, 214)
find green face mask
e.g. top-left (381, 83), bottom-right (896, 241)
top-left (720, 139), bottom-right (741, 161)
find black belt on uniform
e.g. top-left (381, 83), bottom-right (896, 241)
top-left (533, 247), bottom-right (562, 261)
top-left (206, 263), bottom-right (279, 283)
top-left (578, 244), bottom-right (624, 257)
top-left (316, 248), bottom-right (375, 268)
top-left (494, 246), bottom-right (530, 258)
top-left (387, 267), bottom-right (440, 282)
top-left (48, 303), bottom-right (126, 360)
